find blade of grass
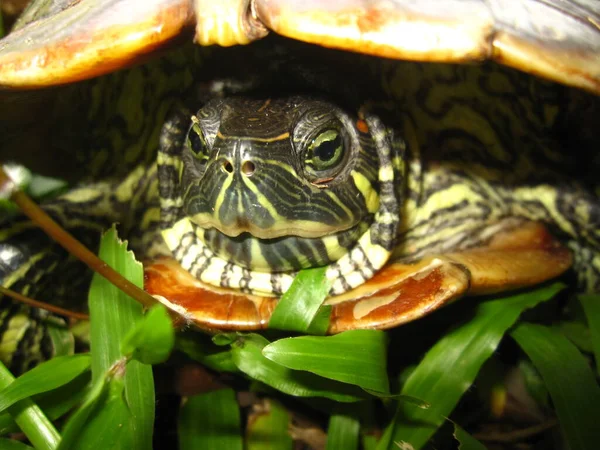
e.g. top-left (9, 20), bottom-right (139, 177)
top-left (263, 330), bottom-right (389, 393)
top-left (88, 226), bottom-right (154, 450)
top-left (326, 411), bottom-right (360, 450)
top-left (231, 333), bottom-right (365, 402)
top-left (306, 305), bottom-right (332, 335)
top-left (453, 423), bottom-right (486, 450)
top-left (246, 399), bottom-right (292, 450)
top-left (0, 355), bottom-right (90, 413)
top-left (57, 359), bottom-right (131, 450)
top-left (511, 322), bottom-right (600, 450)
top-left (178, 388), bottom-right (243, 450)
top-left (579, 295), bottom-right (600, 375)
top-left (121, 304), bottom-right (174, 365)
top-left (45, 318), bottom-right (75, 357)
top-left (0, 361), bottom-right (60, 450)
top-left (377, 283), bottom-right (565, 450)
top-left (268, 267), bottom-right (330, 333)
top-left (177, 333), bottom-right (238, 373)
top-left (0, 438), bottom-right (35, 449)
top-left (0, 373), bottom-right (90, 436)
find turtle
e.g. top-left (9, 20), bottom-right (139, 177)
top-left (0, 0), bottom-right (599, 373)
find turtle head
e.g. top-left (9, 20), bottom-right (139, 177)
top-left (179, 96), bottom-right (380, 271)
top-left (158, 95), bottom-right (403, 295)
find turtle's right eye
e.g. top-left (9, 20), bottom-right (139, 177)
top-left (187, 117), bottom-right (209, 165)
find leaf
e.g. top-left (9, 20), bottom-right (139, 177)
top-left (176, 333), bottom-right (238, 373)
top-left (45, 318), bottom-right (75, 357)
top-left (0, 361), bottom-right (60, 450)
top-left (231, 333), bottom-right (365, 402)
top-left (263, 330), bottom-right (389, 393)
top-left (518, 359), bottom-right (549, 409)
top-left (58, 360), bottom-right (132, 450)
top-left (88, 226), bottom-right (154, 449)
top-left (511, 322), bottom-right (600, 450)
top-left (326, 412), bottom-right (360, 450)
top-left (0, 438), bottom-right (35, 449)
top-left (557, 321), bottom-right (592, 352)
top-left (27, 174), bottom-right (68, 200)
top-left (0, 355), bottom-right (90, 414)
top-left (268, 267), bottom-right (330, 333)
top-left (0, 373), bottom-right (90, 436)
top-left (377, 283), bottom-right (565, 450)
top-left (121, 304), bottom-right (175, 365)
top-left (246, 399), bottom-right (293, 450)
top-left (579, 295), bottom-right (600, 375)
top-left (306, 305), bottom-right (332, 336)
top-left (453, 423), bottom-right (486, 450)
top-left (178, 388), bottom-right (243, 450)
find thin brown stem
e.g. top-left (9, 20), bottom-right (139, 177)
top-left (0, 165), bottom-right (185, 326)
top-left (0, 285), bottom-right (90, 321)
top-left (473, 418), bottom-right (558, 443)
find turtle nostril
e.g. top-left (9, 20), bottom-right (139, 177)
top-left (242, 161), bottom-right (255, 176)
top-left (221, 160), bottom-right (234, 174)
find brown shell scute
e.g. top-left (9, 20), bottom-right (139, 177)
top-left (253, 0), bottom-right (600, 94)
top-left (0, 0), bottom-right (598, 93)
top-left (0, 0), bottom-right (196, 88)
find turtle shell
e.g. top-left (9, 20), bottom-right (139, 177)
top-left (0, 0), bottom-right (598, 332)
top-left (0, 0), bottom-right (598, 93)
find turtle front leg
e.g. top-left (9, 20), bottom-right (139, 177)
top-left (0, 163), bottom-right (161, 373)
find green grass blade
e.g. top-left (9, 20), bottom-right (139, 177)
top-left (57, 361), bottom-right (131, 450)
top-left (326, 412), bottom-right (360, 450)
top-left (511, 322), bottom-right (600, 450)
top-left (579, 295), bottom-right (600, 375)
top-left (45, 319), bottom-right (75, 358)
top-left (306, 305), bottom-right (332, 335)
top-left (0, 355), bottom-right (90, 414)
top-left (453, 424), bottom-right (486, 450)
top-left (0, 361), bottom-right (60, 450)
top-left (231, 334), bottom-right (364, 402)
top-left (88, 226), bottom-right (154, 450)
top-left (263, 330), bottom-right (389, 393)
top-left (176, 333), bottom-right (238, 373)
top-left (268, 267), bottom-right (330, 333)
top-left (0, 438), bottom-right (35, 449)
top-left (178, 388), bottom-right (243, 450)
top-left (377, 283), bottom-right (565, 450)
top-left (121, 304), bottom-right (174, 365)
top-left (246, 399), bottom-right (293, 450)
top-left (0, 373), bottom-right (90, 436)
top-left (26, 175), bottom-right (68, 201)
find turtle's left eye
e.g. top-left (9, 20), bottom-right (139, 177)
top-left (304, 129), bottom-right (345, 181)
top-left (187, 119), bottom-right (209, 165)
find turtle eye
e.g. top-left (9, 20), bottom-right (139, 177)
top-left (187, 118), bottom-right (209, 165)
top-left (305, 129), bottom-right (345, 182)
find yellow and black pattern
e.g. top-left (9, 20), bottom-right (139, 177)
top-left (2, 40), bottom-right (600, 371)
top-left (384, 63), bottom-right (600, 291)
top-left (158, 97), bottom-right (403, 295)
top-left (156, 80), bottom-right (600, 295)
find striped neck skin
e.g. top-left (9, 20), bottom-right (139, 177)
top-left (159, 97), bottom-right (404, 295)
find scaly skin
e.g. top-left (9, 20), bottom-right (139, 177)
top-left (0, 40), bottom-right (598, 372)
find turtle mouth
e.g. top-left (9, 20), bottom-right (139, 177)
top-left (195, 218), bottom-right (372, 272)
top-left (191, 214), bottom-right (361, 240)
